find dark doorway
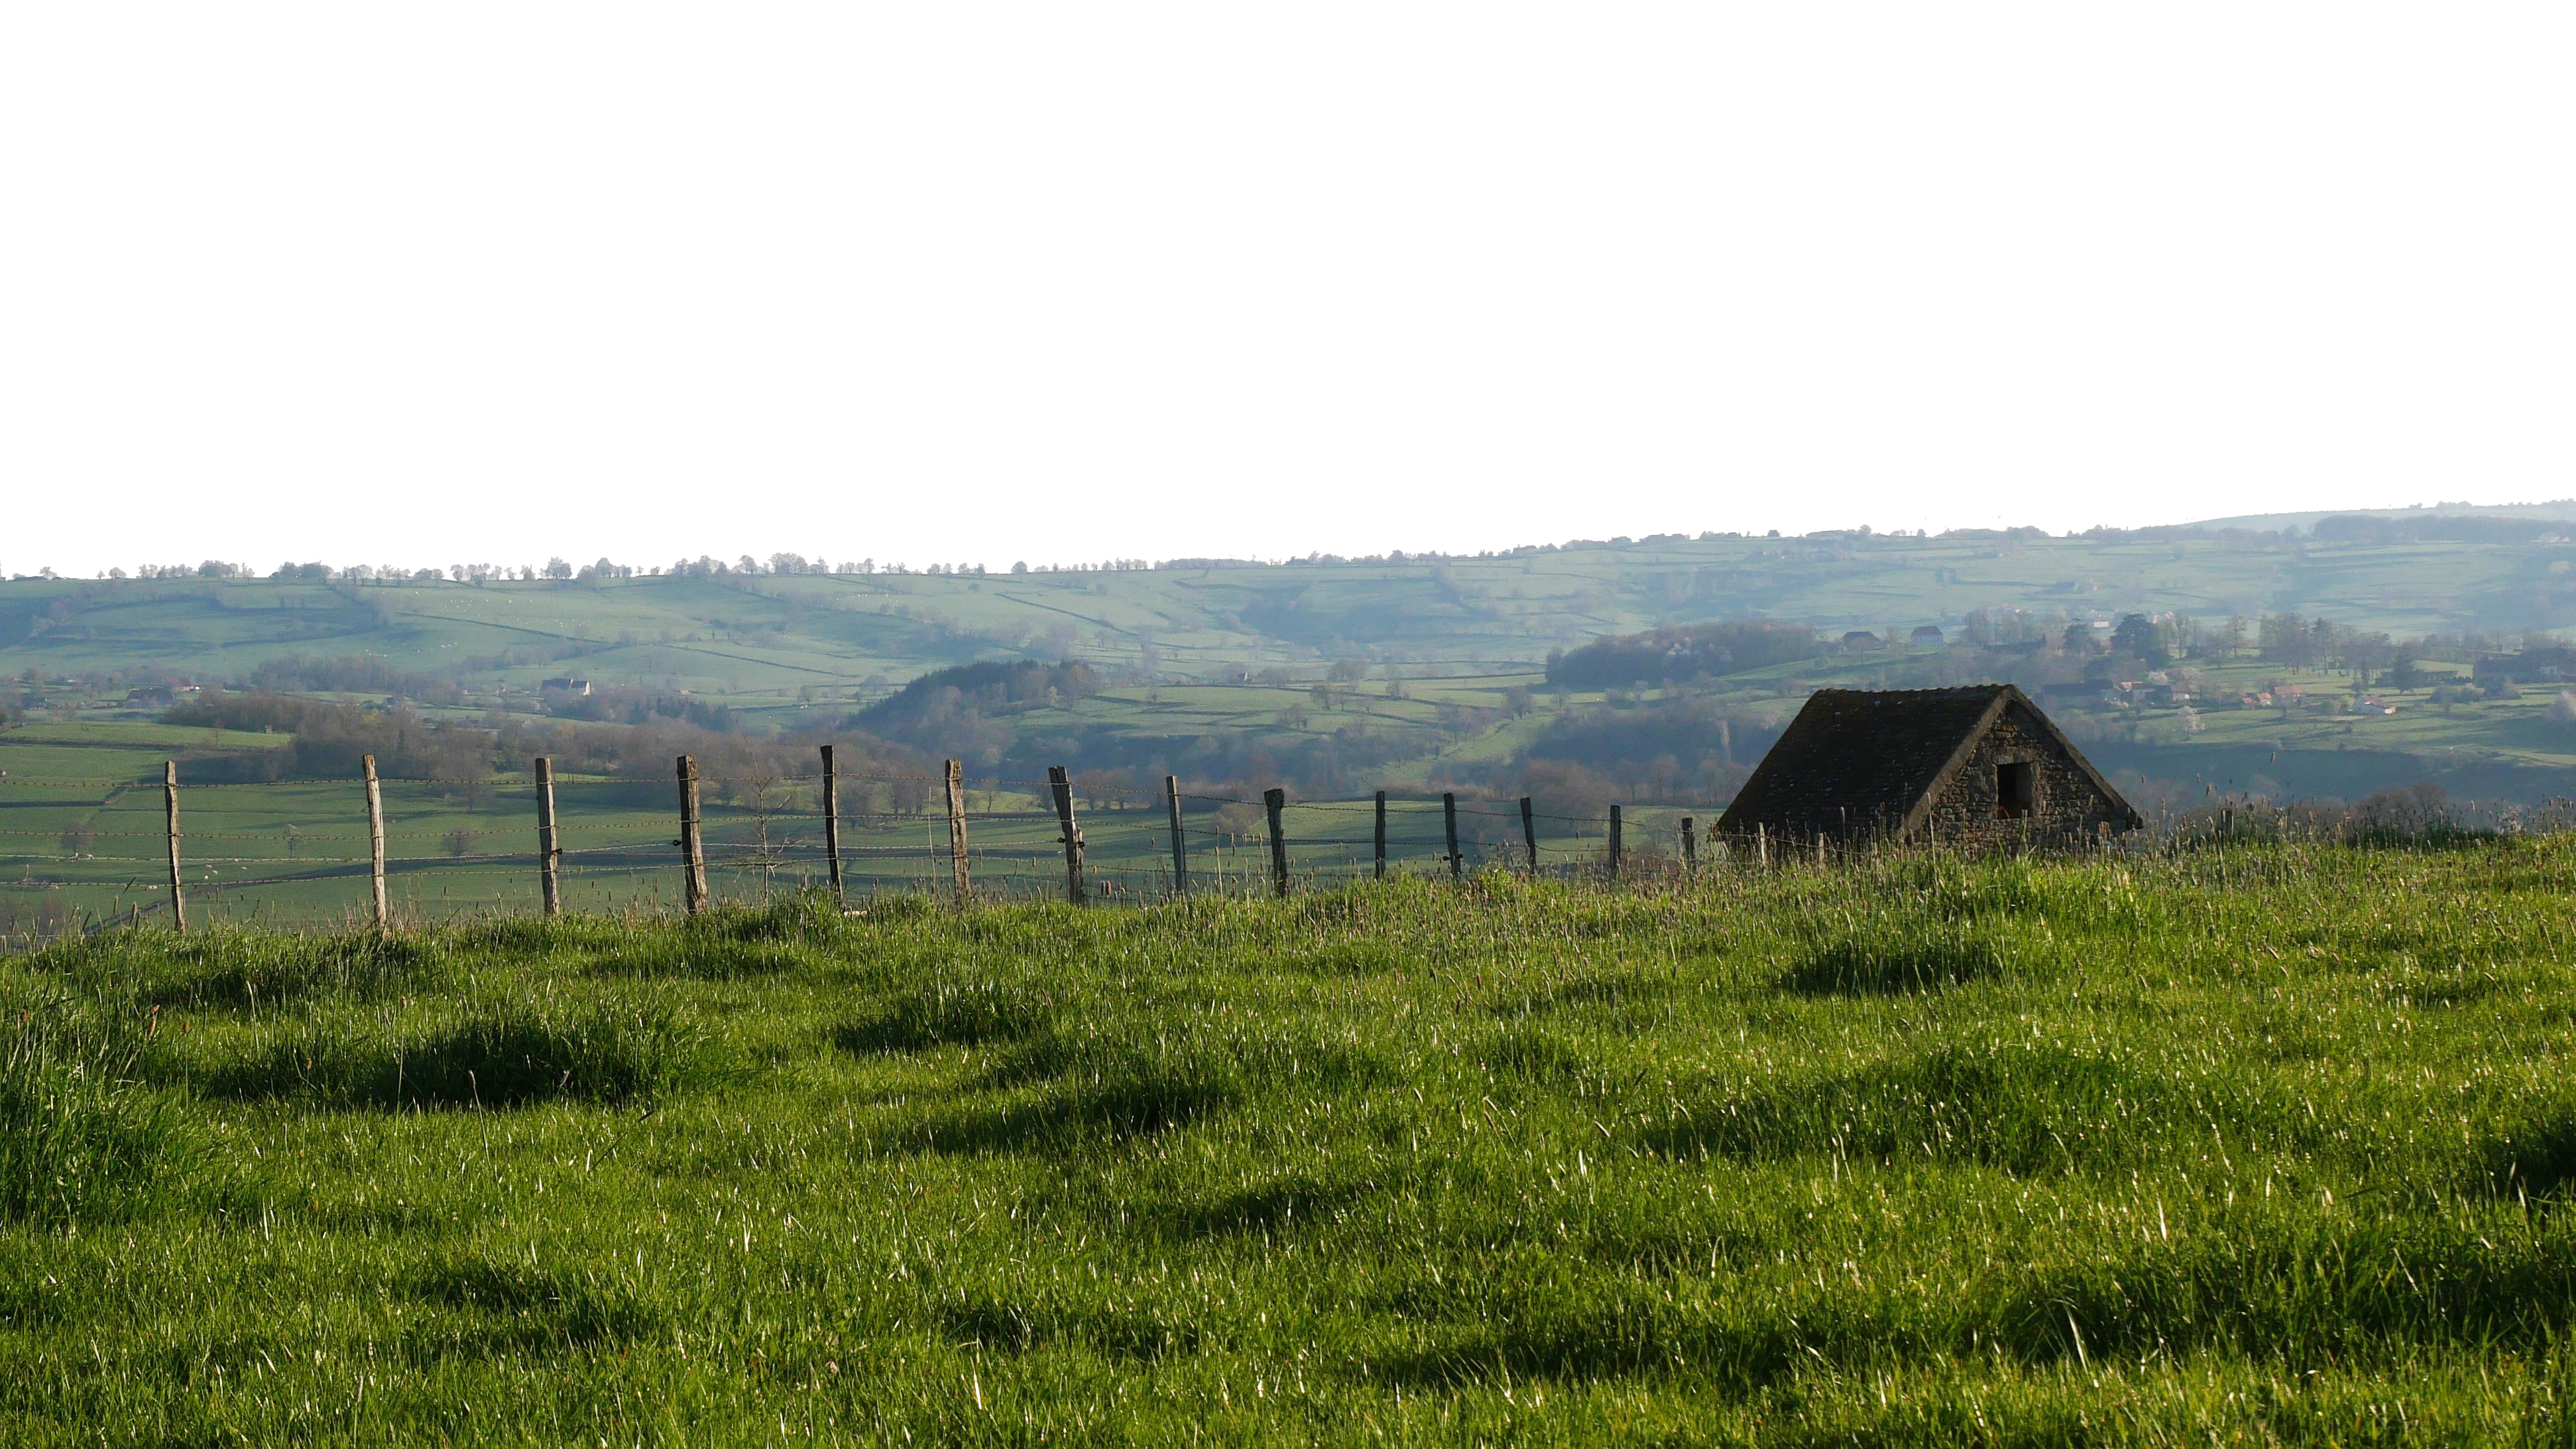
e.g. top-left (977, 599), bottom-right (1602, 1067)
top-left (1996, 761), bottom-right (2034, 819)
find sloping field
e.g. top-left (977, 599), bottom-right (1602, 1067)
top-left (4, 848), bottom-right (2576, 1441)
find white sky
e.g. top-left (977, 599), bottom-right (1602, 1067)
top-left (3, 5), bottom-right (2571, 577)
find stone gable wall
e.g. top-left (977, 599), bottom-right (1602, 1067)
top-left (1915, 704), bottom-right (2126, 848)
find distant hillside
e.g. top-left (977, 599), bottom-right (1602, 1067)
top-left (11, 523), bottom-right (2576, 706)
top-left (2184, 500), bottom-right (2576, 536)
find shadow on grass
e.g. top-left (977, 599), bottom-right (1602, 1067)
top-left (1641, 1043), bottom-right (2173, 1173)
top-left (898, 1063), bottom-right (1239, 1155)
top-left (1364, 1212), bottom-right (2576, 1393)
top-left (197, 996), bottom-right (718, 1109)
top-left (833, 978), bottom-right (1056, 1055)
top-left (1492, 968), bottom-right (1673, 1019)
top-left (939, 1295), bottom-right (1206, 1362)
top-left (1140, 1171), bottom-right (1375, 1240)
top-left (2479, 1111), bottom-right (2576, 1204)
top-left (1781, 922), bottom-right (2020, 996)
top-left (0, 996), bottom-right (225, 1223)
top-left (48, 929), bottom-right (448, 1010)
top-left (402, 1254), bottom-right (661, 1355)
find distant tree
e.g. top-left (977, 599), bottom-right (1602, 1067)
top-left (1545, 621), bottom-right (1818, 689)
top-left (544, 557), bottom-right (573, 581)
top-left (2258, 613), bottom-right (2312, 666)
top-left (2111, 614), bottom-right (2169, 666)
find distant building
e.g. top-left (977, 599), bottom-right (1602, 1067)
top-left (124, 686), bottom-right (173, 708)
top-left (1840, 630), bottom-right (1882, 649)
top-left (1718, 685), bottom-right (2140, 849)
top-left (2475, 648), bottom-right (2576, 685)
top-left (541, 678), bottom-right (592, 695)
top-left (1909, 625), bottom-right (1945, 647)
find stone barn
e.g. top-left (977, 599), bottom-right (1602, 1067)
top-left (1716, 684), bottom-right (2140, 849)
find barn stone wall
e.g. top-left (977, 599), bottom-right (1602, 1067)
top-left (1914, 703), bottom-right (2127, 848)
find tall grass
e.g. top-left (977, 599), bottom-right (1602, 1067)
top-left (0, 990), bottom-right (217, 1222)
top-left (1, 842), bottom-right (2575, 1441)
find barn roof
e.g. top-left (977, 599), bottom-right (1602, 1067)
top-left (1716, 684), bottom-right (2136, 839)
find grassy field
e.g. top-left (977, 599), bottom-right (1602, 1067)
top-left (5, 844), bottom-right (2576, 1441)
top-left (16, 530), bottom-right (2576, 837)
top-left (12, 528), bottom-right (2576, 698)
top-left (0, 711), bottom-right (1686, 944)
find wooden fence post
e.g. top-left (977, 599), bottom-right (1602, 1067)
top-left (819, 745), bottom-right (843, 907)
top-left (677, 754), bottom-right (708, 914)
top-left (1608, 803), bottom-right (1623, 878)
top-left (1756, 822), bottom-right (1768, 868)
top-left (1681, 815), bottom-right (1697, 874)
top-left (535, 755), bottom-right (562, 917)
top-left (945, 758), bottom-right (970, 909)
top-left (1047, 766), bottom-right (1086, 904)
top-left (1165, 775), bottom-right (1187, 894)
top-left (1373, 790), bottom-right (1387, 880)
top-left (1442, 792), bottom-right (1461, 880)
top-left (363, 753), bottom-right (389, 929)
top-left (162, 760), bottom-right (186, 934)
top-left (1520, 797), bottom-right (1537, 872)
top-left (1816, 831), bottom-right (1826, 868)
top-left (1263, 787), bottom-right (1290, 898)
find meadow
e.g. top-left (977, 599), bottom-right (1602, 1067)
top-left (5, 843), bottom-right (2576, 1442)
top-left (11, 526), bottom-right (2576, 701)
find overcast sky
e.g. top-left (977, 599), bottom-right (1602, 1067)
top-left (3, 5), bottom-right (2569, 577)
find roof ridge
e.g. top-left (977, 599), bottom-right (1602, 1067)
top-left (1814, 683), bottom-right (2013, 697)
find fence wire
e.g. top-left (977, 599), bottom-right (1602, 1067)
top-left (0, 754), bottom-right (2198, 950)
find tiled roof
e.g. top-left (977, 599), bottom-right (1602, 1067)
top-left (1719, 686), bottom-right (2011, 839)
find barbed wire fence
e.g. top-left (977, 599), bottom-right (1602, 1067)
top-left (0, 747), bottom-right (1763, 949)
top-left (3, 747), bottom-right (2563, 951)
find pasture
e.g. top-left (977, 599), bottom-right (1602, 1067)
top-left (0, 715), bottom-right (1688, 945)
top-left (4, 844), bottom-right (2576, 1441)
top-left (10, 529), bottom-right (2576, 699)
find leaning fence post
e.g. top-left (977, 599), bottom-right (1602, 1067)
top-left (1374, 790), bottom-right (1388, 879)
top-left (363, 753), bottom-right (389, 929)
top-left (1165, 774), bottom-right (1187, 894)
top-left (1442, 792), bottom-right (1462, 880)
top-left (1263, 787), bottom-right (1290, 898)
top-left (535, 755), bottom-right (563, 917)
top-left (1520, 797), bottom-right (1537, 872)
top-left (945, 758), bottom-right (970, 909)
top-left (677, 754), bottom-right (708, 914)
top-left (819, 745), bottom-right (844, 907)
top-left (163, 760), bottom-right (186, 934)
top-left (1681, 815), bottom-right (1697, 874)
top-left (1047, 766), bottom-right (1086, 904)
top-left (1608, 803), bottom-right (1623, 878)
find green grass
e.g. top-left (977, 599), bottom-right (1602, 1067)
top-left (18, 532), bottom-right (2576, 840)
top-left (11, 530), bottom-right (2576, 697)
top-left (0, 847), bottom-right (2574, 1439)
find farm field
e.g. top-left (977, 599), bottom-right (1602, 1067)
top-left (0, 713), bottom-right (1688, 947)
top-left (6, 846), bottom-right (2576, 1441)
top-left (13, 526), bottom-right (2576, 699)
